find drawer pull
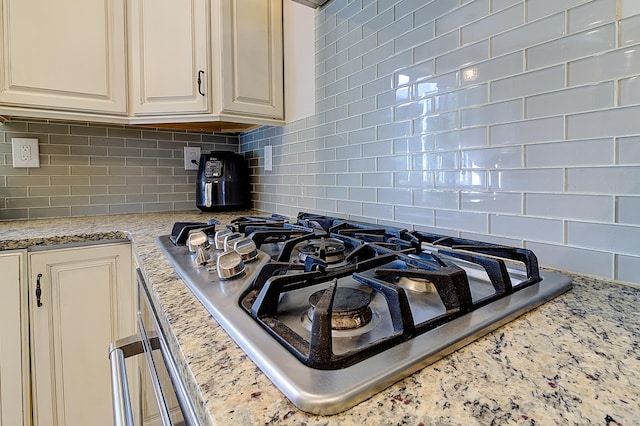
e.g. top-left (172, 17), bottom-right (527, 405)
top-left (197, 70), bottom-right (205, 96)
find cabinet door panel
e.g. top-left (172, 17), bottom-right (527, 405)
top-left (0, 0), bottom-right (127, 113)
top-left (29, 244), bottom-right (134, 426)
top-left (0, 252), bottom-right (29, 426)
top-left (129, 0), bottom-right (209, 115)
top-left (220, 0), bottom-right (284, 119)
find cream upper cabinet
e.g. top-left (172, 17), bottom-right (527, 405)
top-left (128, 0), bottom-right (210, 115)
top-left (0, 251), bottom-right (30, 426)
top-left (0, 0), bottom-right (127, 114)
top-left (0, 0), bottom-right (284, 129)
top-left (28, 243), bottom-right (135, 426)
top-left (216, 0), bottom-right (284, 119)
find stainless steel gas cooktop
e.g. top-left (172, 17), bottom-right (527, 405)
top-left (158, 213), bottom-right (572, 415)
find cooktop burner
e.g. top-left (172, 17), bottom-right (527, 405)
top-left (308, 285), bottom-right (374, 330)
top-left (158, 212), bottom-right (572, 414)
top-left (298, 237), bottom-right (347, 264)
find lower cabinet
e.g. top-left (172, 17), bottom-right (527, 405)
top-left (0, 251), bottom-right (30, 426)
top-left (28, 242), bottom-right (136, 426)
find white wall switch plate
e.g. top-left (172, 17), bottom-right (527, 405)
top-left (184, 147), bottom-right (201, 170)
top-left (12, 138), bottom-right (40, 168)
top-left (264, 145), bottom-right (273, 171)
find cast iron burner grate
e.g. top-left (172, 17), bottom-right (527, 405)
top-left (239, 233), bottom-right (542, 370)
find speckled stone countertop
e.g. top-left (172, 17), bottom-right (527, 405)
top-left (1, 211), bottom-right (638, 425)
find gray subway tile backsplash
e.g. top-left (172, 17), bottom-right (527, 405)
top-left (1, 119), bottom-right (239, 219)
top-left (240, 0), bottom-right (640, 283)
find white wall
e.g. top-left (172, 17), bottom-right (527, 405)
top-left (283, 0), bottom-right (315, 122)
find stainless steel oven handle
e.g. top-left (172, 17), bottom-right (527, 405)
top-left (152, 331), bottom-right (200, 426)
top-left (108, 334), bottom-right (144, 426)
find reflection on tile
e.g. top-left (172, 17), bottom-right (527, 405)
top-left (435, 41), bottom-right (489, 74)
top-left (415, 151), bottom-right (459, 170)
top-left (436, 127), bottom-right (487, 150)
top-left (568, 0), bottom-right (616, 33)
top-left (460, 52), bottom-right (523, 86)
top-left (395, 60), bottom-right (434, 86)
top-left (620, 14), bottom-right (640, 46)
top-left (435, 84), bottom-right (488, 112)
top-left (394, 171), bottom-right (435, 188)
top-left (413, 111), bottom-right (458, 134)
top-left (436, 170), bottom-right (487, 189)
top-left (415, 72), bottom-right (459, 98)
top-left (620, 76), bottom-right (640, 106)
top-left (393, 135), bottom-right (433, 154)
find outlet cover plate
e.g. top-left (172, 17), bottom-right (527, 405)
top-left (184, 147), bottom-right (201, 170)
top-left (264, 145), bottom-right (273, 171)
top-left (12, 138), bottom-right (40, 168)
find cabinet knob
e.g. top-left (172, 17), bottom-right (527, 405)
top-left (197, 70), bottom-right (205, 96)
top-left (36, 273), bottom-right (43, 307)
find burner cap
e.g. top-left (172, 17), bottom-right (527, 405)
top-left (298, 237), bottom-right (346, 264)
top-left (308, 287), bottom-right (373, 330)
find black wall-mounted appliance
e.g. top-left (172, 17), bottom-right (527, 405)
top-left (196, 151), bottom-right (249, 211)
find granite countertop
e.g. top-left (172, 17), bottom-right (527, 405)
top-left (1, 211), bottom-right (638, 425)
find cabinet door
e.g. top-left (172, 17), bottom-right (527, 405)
top-left (0, 0), bottom-right (127, 114)
top-left (29, 243), bottom-right (134, 426)
top-left (0, 251), bottom-right (30, 426)
top-left (218, 0), bottom-right (284, 119)
top-left (129, 0), bottom-right (209, 115)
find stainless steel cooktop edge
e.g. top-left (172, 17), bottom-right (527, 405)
top-left (157, 236), bottom-right (572, 415)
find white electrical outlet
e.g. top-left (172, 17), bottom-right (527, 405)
top-left (12, 138), bottom-right (40, 168)
top-left (184, 147), bottom-right (201, 170)
top-left (264, 145), bottom-right (273, 171)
